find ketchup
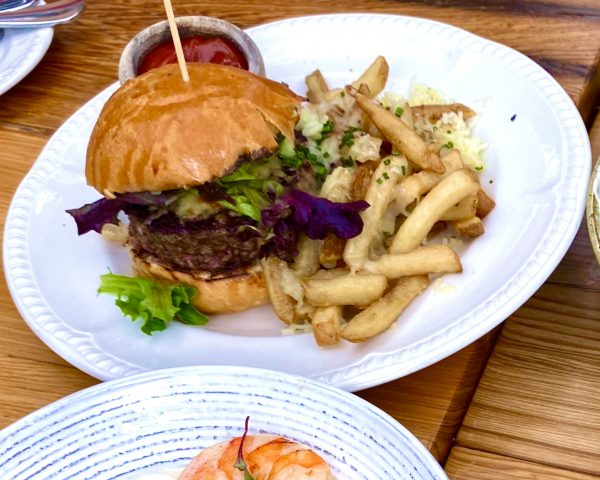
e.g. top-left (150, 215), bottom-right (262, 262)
top-left (138, 36), bottom-right (248, 75)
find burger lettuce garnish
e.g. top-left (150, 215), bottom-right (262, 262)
top-left (98, 273), bottom-right (209, 335)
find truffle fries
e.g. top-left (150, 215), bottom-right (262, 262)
top-left (341, 276), bottom-right (430, 343)
top-left (344, 155), bottom-right (409, 270)
top-left (390, 168), bottom-right (480, 253)
top-left (349, 87), bottom-right (445, 173)
top-left (261, 257), bottom-right (297, 325)
top-left (264, 55), bottom-right (495, 345)
top-left (306, 56), bottom-right (390, 103)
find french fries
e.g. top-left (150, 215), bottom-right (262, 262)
top-left (320, 165), bottom-right (354, 201)
top-left (351, 55), bottom-right (389, 98)
top-left (262, 55), bottom-right (494, 346)
top-left (308, 268), bottom-right (349, 280)
top-left (363, 245), bottom-right (462, 278)
top-left (476, 188), bottom-right (496, 218)
top-left (393, 150), bottom-right (465, 214)
top-left (390, 168), bottom-right (480, 253)
top-left (344, 155), bottom-right (408, 270)
top-left (311, 306), bottom-right (342, 346)
top-left (341, 276), bottom-right (429, 342)
top-left (303, 273), bottom-right (388, 307)
top-left (315, 166), bottom-right (356, 268)
top-left (294, 235), bottom-right (322, 277)
top-left (262, 257), bottom-right (297, 325)
top-left (349, 88), bottom-right (445, 173)
top-left (440, 194), bottom-right (478, 221)
top-left (320, 236), bottom-right (345, 268)
top-left (453, 216), bottom-right (484, 238)
top-left (305, 69), bottom-right (329, 104)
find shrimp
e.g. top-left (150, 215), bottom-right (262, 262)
top-left (178, 434), bottom-right (335, 480)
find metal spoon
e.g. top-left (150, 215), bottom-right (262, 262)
top-left (0, 0), bottom-right (84, 28)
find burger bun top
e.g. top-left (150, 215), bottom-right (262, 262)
top-left (86, 63), bottom-right (302, 195)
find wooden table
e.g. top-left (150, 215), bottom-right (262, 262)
top-left (1, 1), bottom-right (599, 477)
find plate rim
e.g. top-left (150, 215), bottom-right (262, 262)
top-left (0, 364), bottom-right (448, 479)
top-left (0, 26), bottom-right (53, 96)
top-left (2, 12), bottom-right (592, 391)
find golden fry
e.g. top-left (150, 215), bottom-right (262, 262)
top-left (311, 306), bottom-right (343, 346)
top-left (351, 56), bottom-right (389, 98)
top-left (341, 275), bottom-right (429, 342)
top-left (390, 168), bottom-right (480, 253)
top-left (294, 235), bottom-right (322, 277)
top-left (344, 155), bottom-right (408, 270)
top-left (363, 245), bottom-right (462, 278)
top-left (393, 150), bottom-right (465, 213)
top-left (453, 216), bottom-right (484, 238)
top-left (262, 257), bottom-right (297, 325)
top-left (320, 165), bottom-right (354, 202)
top-left (305, 69), bottom-right (329, 103)
top-left (349, 88), bottom-right (444, 173)
top-left (349, 160), bottom-right (378, 201)
top-left (308, 268), bottom-right (349, 280)
top-left (319, 234), bottom-right (345, 268)
top-left (440, 194), bottom-right (478, 221)
top-left (476, 188), bottom-right (496, 218)
top-left (303, 273), bottom-right (387, 307)
top-left (394, 171), bottom-right (441, 214)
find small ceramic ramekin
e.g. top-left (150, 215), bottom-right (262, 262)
top-left (118, 16), bottom-right (265, 84)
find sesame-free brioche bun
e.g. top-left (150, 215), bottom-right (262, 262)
top-left (86, 63), bottom-right (301, 195)
top-left (131, 255), bottom-right (269, 314)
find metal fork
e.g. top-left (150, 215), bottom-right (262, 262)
top-left (0, 0), bottom-right (37, 12)
top-left (0, 0), bottom-right (84, 28)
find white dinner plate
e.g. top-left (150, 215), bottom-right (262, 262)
top-left (0, 366), bottom-right (447, 479)
top-left (3, 14), bottom-right (591, 391)
top-left (0, 26), bottom-right (52, 95)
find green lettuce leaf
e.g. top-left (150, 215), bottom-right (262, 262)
top-left (98, 273), bottom-right (209, 335)
top-left (218, 156), bottom-right (285, 221)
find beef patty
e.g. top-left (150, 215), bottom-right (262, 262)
top-left (127, 208), bottom-right (265, 278)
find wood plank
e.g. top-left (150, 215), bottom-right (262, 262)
top-left (457, 283), bottom-right (600, 475)
top-left (1, 0), bottom-right (599, 135)
top-left (359, 329), bottom-right (499, 461)
top-left (445, 447), bottom-right (600, 480)
top-left (0, 130), bottom-right (45, 223)
top-left (0, 355), bottom-right (97, 428)
top-left (591, 110), bottom-right (600, 159)
top-left (1, 2), bottom-right (600, 472)
top-left (0, 129), bottom-right (99, 428)
top-left (548, 113), bottom-right (600, 289)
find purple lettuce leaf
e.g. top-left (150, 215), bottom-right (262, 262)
top-left (66, 190), bottom-right (182, 235)
top-left (66, 197), bottom-right (124, 235)
top-left (279, 189), bottom-right (369, 240)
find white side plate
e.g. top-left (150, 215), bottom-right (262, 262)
top-left (0, 26), bottom-right (52, 95)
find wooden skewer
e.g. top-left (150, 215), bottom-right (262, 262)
top-left (162, 0), bottom-right (189, 82)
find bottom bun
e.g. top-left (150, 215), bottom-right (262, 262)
top-left (131, 255), bottom-right (269, 314)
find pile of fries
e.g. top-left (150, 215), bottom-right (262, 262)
top-left (263, 56), bottom-right (495, 345)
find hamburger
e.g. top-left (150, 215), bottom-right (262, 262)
top-left (68, 63), bottom-right (368, 320)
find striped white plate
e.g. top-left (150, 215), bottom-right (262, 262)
top-left (0, 366), bottom-right (446, 479)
